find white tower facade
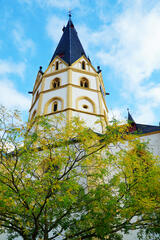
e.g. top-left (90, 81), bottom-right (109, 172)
top-left (29, 16), bottom-right (108, 133)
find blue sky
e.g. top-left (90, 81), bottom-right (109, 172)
top-left (1, 0), bottom-right (160, 125)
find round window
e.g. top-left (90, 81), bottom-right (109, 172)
top-left (83, 105), bottom-right (88, 109)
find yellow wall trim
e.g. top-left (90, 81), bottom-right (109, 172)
top-left (41, 83), bottom-right (100, 94)
top-left (37, 77), bottom-right (45, 115)
top-left (33, 77), bottom-right (43, 95)
top-left (50, 55), bottom-right (68, 68)
top-left (29, 94), bottom-right (39, 112)
top-left (43, 66), bottom-right (98, 78)
top-left (43, 56), bottom-right (68, 76)
top-left (43, 107), bottom-right (105, 118)
top-left (44, 97), bottom-right (64, 114)
top-left (138, 131), bottom-right (160, 137)
top-left (96, 76), bottom-right (104, 132)
top-left (71, 55), bottom-right (97, 73)
top-left (49, 77), bottom-right (61, 89)
top-left (70, 67), bottom-right (98, 76)
top-left (33, 72), bottom-right (43, 93)
top-left (67, 68), bottom-right (72, 121)
top-left (44, 67), bottom-right (68, 78)
top-left (76, 96), bottom-right (96, 114)
top-left (101, 92), bottom-right (109, 113)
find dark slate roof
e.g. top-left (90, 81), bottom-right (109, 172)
top-left (136, 123), bottom-right (160, 134)
top-left (127, 111), bottom-right (160, 134)
top-left (49, 17), bottom-right (87, 65)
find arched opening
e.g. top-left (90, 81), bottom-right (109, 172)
top-left (44, 97), bottom-right (64, 115)
top-left (52, 78), bottom-right (60, 89)
top-left (80, 78), bottom-right (89, 88)
top-left (82, 61), bottom-right (86, 70)
top-left (53, 101), bottom-right (58, 112)
top-left (55, 61), bottom-right (59, 70)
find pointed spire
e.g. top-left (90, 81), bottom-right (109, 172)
top-left (127, 108), bottom-right (135, 123)
top-left (127, 109), bottom-right (137, 133)
top-left (49, 16), bottom-right (87, 65)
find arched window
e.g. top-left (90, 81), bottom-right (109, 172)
top-left (44, 97), bottom-right (64, 115)
top-left (82, 61), bottom-right (85, 70)
top-left (55, 61), bottom-right (59, 70)
top-left (53, 101), bottom-right (58, 112)
top-left (52, 78), bottom-right (60, 89)
top-left (80, 78), bottom-right (89, 88)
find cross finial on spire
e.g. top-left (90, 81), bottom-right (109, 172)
top-left (68, 10), bottom-right (72, 19)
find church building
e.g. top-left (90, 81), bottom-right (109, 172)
top-left (29, 14), bottom-right (160, 156)
top-left (29, 14), bottom-right (108, 133)
top-left (25, 14), bottom-right (160, 240)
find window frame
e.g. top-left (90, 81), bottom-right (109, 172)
top-left (53, 101), bottom-right (58, 112)
top-left (81, 61), bottom-right (86, 70)
top-left (52, 78), bottom-right (61, 89)
top-left (80, 78), bottom-right (89, 88)
top-left (55, 61), bottom-right (59, 70)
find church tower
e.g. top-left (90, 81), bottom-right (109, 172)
top-left (29, 15), bottom-right (108, 133)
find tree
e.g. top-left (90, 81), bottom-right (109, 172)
top-left (0, 106), bottom-right (160, 240)
top-left (137, 210), bottom-right (160, 240)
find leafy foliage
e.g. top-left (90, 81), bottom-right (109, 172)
top-left (0, 106), bottom-right (160, 240)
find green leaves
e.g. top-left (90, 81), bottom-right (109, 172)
top-left (0, 106), bottom-right (160, 239)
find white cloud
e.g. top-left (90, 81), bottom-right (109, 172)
top-left (12, 24), bottom-right (35, 55)
top-left (97, 4), bottom-right (160, 88)
top-left (0, 59), bottom-right (26, 79)
top-left (135, 103), bottom-right (156, 124)
top-left (91, 0), bottom-right (160, 124)
top-left (0, 59), bottom-right (30, 111)
top-left (0, 79), bottom-right (31, 111)
top-left (46, 16), bottom-right (66, 43)
top-left (108, 108), bottom-right (126, 123)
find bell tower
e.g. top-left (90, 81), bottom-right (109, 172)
top-left (29, 15), bottom-right (108, 133)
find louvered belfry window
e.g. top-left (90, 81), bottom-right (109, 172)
top-left (52, 78), bottom-right (60, 89)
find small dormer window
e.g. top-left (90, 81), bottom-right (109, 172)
top-left (53, 101), bottom-right (58, 112)
top-left (55, 61), bottom-right (59, 70)
top-left (80, 78), bottom-right (89, 88)
top-left (82, 61), bottom-right (85, 70)
top-left (52, 78), bottom-right (60, 89)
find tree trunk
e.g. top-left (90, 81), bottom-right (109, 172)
top-left (44, 209), bottom-right (49, 240)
